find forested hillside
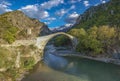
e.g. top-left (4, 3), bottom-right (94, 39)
top-left (74, 0), bottom-right (120, 29)
top-left (55, 0), bottom-right (120, 57)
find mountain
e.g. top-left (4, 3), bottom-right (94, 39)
top-left (67, 0), bottom-right (120, 55)
top-left (50, 0), bottom-right (120, 55)
top-left (51, 24), bottom-right (73, 33)
top-left (73, 0), bottom-right (120, 29)
top-left (0, 10), bottom-right (51, 44)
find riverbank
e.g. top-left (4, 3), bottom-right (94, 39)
top-left (0, 45), bottom-right (42, 81)
top-left (45, 45), bottom-right (120, 66)
top-left (49, 47), bottom-right (120, 66)
top-left (21, 47), bottom-right (120, 81)
top-left (16, 58), bottom-right (43, 81)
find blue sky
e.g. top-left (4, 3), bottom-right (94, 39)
top-left (0, 0), bottom-right (109, 28)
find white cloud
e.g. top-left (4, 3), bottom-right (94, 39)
top-left (101, 0), bottom-right (106, 4)
top-left (20, 4), bottom-right (49, 19)
top-left (55, 5), bottom-right (76, 18)
top-left (20, 5), bottom-right (38, 11)
top-left (69, 0), bottom-right (81, 4)
top-left (65, 12), bottom-right (79, 24)
top-left (69, 12), bottom-right (79, 19)
top-left (40, 0), bottom-right (64, 10)
top-left (44, 21), bottom-right (50, 25)
top-left (55, 9), bottom-right (66, 16)
top-left (94, 3), bottom-right (99, 6)
top-left (45, 17), bottom-right (56, 21)
top-left (65, 23), bottom-right (73, 27)
top-left (70, 5), bottom-right (76, 9)
top-left (83, 1), bottom-right (90, 7)
top-left (102, 1), bottom-right (106, 3)
top-left (19, 0), bottom-right (64, 20)
top-left (43, 17), bottom-right (56, 25)
top-left (0, 1), bottom-right (12, 14)
top-left (1, 1), bottom-right (12, 6)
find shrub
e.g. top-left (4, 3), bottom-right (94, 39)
top-left (54, 35), bottom-right (71, 47)
top-left (68, 26), bottom-right (117, 55)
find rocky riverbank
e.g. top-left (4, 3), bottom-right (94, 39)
top-left (46, 45), bottom-right (120, 66)
top-left (54, 52), bottom-right (120, 66)
top-left (0, 45), bottom-right (42, 81)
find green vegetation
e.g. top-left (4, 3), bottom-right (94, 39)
top-left (0, 47), bottom-right (18, 81)
top-left (75, 0), bottom-right (120, 29)
top-left (66, 0), bottom-right (120, 56)
top-left (54, 35), bottom-right (71, 47)
top-left (53, 0), bottom-right (120, 55)
top-left (0, 47), bottom-right (15, 68)
top-left (0, 17), bottom-right (18, 43)
top-left (0, 45), bottom-right (38, 81)
top-left (68, 26), bottom-right (119, 55)
top-left (3, 27), bottom-right (18, 43)
top-left (0, 10), bottom-right (45, 44)
top-left (21, 57), bottom-right (35, 70)
top-left (53, 26), bottom-right (117, 55)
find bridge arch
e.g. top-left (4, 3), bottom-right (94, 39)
top-left (35, 32), bottom-right (78, 57)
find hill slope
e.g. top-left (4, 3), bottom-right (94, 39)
top-left (74, 0), bottom-right (120, 29)
top-left (0, 11), bottom-right (51, 44)
top-left (53, 0), bottom-right (120, 62)
top-left (67, 0), bottom-right (120, 56)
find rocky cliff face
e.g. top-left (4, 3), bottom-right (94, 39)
top-left (74, 0), bottom-right (120, 29)
top-left (39, 24), bottom-right (52, 36)
top-left (0, 10), bottom-right (51, 43)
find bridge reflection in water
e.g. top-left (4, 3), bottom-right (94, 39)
top-left (22, 48), bottom-right (120, 81)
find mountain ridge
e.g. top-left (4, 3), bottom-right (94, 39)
top-left (73, 0), bottom-right (120, 29)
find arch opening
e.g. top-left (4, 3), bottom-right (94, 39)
top-left (43, 35), bottom-right (76, 57)
top-left (46, 35), bottom-right (73, 49)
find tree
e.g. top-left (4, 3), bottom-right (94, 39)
top-left (54, 35), bottom-right (71, 47)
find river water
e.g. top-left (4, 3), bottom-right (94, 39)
top-left (22, 52), bottom-right (120, 81)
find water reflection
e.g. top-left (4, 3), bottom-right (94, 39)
top-left (44, 53), bottom-right (120, 81)
top-left (44, 53), bottom-right (68, 70)
top-left (22, 52), bottom-right (120, 81)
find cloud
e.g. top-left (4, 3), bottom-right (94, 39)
top-left (101, 0), bottom-right (106, 4)
top-left (70, 5), bottom-right (76, 9)
top-left (65, 12), bottom-right (79, 24)
top-left (83, 1), bottom-right (90, 7)
top-left (20, 4), bottom-right (49, 19)
top-left (19, 0), bottom-right (64, 19)
top-left (40, 0), bottom-right (64, 10)
top-left (55, 5), bottom-right (76, 18)
top-left (44, 21), bottom-right (51, 25)
top-left (55, 9), bottom-right (66, 16)
top-left (65, 23), bottom-right (73, 27)
top-left (0, 1), bottom-right (12, 14)
top-left (68, 0), bottom-right (81, 4)
top-left (45, 17), bottom-right (56, 21)
top-left (94, 3), bottom-right (99, 6)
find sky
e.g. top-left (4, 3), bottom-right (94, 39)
top-left (0, 0), bottom-right (109, 28)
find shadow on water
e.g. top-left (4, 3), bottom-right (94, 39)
top-left (22, 52), bottom-right (120, 81)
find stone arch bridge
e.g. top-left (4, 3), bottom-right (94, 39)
top-left (35, 32), bottom-right (78, 56)
top-left (1, 32), bottom-right (78, 56)
top-left (0, 32), bottom-right (78, 68)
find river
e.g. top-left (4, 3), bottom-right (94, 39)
top-left (22, 51), bottom-right (120, 81)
